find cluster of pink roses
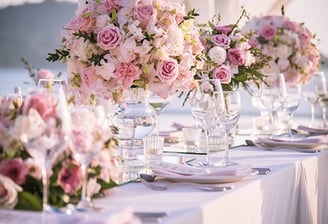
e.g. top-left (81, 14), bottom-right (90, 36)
top-left (50, 0), bottom-right (203, 102)
top-left (197, 14), bottom-right (268, 91)
top-left (0, 92), bottom-right (119, 210)
top-left (241, 15), bottom-right (320, 84)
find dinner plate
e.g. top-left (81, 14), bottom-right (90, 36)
top-left (152, 169), bottom-right (258, 184)
top-left (252, 137), bottom-right (327, 153)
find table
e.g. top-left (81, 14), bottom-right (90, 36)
top-left (1, 114), bottom-right (327, 224)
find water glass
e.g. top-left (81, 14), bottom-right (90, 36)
top-left (143, 135), bottom-right (165, 163)
top-left (182, 127), bottom-right (202, 152)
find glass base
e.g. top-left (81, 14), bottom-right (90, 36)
top-left (120, 158), bottom-right (145, 182)
top-left (214, 156), bottom-right (239, 167)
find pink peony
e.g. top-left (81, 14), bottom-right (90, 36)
top-left (215, 25), bottom-right (232, 35)
top-left (97, 24), bottom-right (123, 50)
top-left (57, 161), bottom-right (82, 195)
top-left (134, 4), bottom-right (156, 28)
top-left (157, 60), bottom-right (179, 83)
top-left (259, 24), bottom-right (277, 40)
top-left (213, 64), bottom-right (232, 84)
top-left (115, 63), bottom-right (142, 88)
top-left (0, 158), bottom-right (27, 185)
top-left (24, 92), bottom-right (57, 121)
top-left (228, 48), bottom-right (245, 66)
top-left (36, 69), bottom-right (55, 84)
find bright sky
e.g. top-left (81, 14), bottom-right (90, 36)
top-left (0, 0), bottom-right (77, 9)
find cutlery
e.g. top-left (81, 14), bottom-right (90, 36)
top-left (134, 212), bottom-right (168, 223)
top-left (140, 178), bottom-right (233, 191)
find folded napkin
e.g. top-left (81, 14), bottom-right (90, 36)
top-left (151, 161), bottom-right (253, 177)
top-left (257, 136), bottom-right (324, 144)
top-left (298, 125), bottom-right (328, 135)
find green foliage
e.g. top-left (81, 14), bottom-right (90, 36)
top-left (14, 191), bottom-right (42, 211)
top-left (46, 48), bottom-right (70, 63)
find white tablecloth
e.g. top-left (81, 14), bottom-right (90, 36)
top-left (1, 114), bottom-right (327, 224)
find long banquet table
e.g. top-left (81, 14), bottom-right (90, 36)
top-left (0, 113), bottom-right (327, 224)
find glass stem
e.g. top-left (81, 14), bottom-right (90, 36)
top-left (287, 112), bottom-right (293, 137)
top-left (80, 164), bottom-right (90, 205)
top-left (204, 129), bottom-right (210, 165)
top-left (323, 107), bottom-right (327, 128)
top-left (41, 164), bottom-right (49, 212)
top-left (222, 130), bottom-right (230, 164)
top-left (270, 111), bottom-right (275, 138)
top-left (310, 104), bottom-right (315, 127)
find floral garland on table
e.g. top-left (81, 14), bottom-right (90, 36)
top-left (0, 93), bottom-right (120, 210)
top-left (241, 7), bottom-right (320, 84)
top-left (194, 10), bottom-right (269, 93)
top-left (47, 0), bottom-right (203, 103)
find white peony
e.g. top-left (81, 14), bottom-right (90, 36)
top-left (208, 46), bottom-right (226, 65)
top-left (276, 45), bottom-right (292, 59)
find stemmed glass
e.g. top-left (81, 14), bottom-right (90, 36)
top-left (318, 80), bottom-right (328, 127)
top-left (38, 79), bottom-right (67, 92)
top-left (19, 86), bottom-right (71, 212)
top-left (302, 71), bottom-right (326, 127)
top-left (281, 83), bottom-right (302, 137)
top-left (216, 90), bottom-right (241, 167)
top-left (69, 105), bottom-right (105, 211)
top-left (189, 79), bottom-right (225, 166)
top-left (149, 94), bottom-right (171, 135)
top-left (260, 73), bottom-right (287, 137)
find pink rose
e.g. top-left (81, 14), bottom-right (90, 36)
top-left (103, 0), bottom-right (120, 11)
top-left (36, 69), bottom-right (55, 84)
top-left (213, 64), bottom-right (232, 84)
top-left (58, 161), bottom-right (82, 195)
top-left (97, 24), bottom-right (123, 50)
top-left (157, 60), bottom-right (179, 83)
top-left (211, 34), bottom-right (231, 49)
top-left (24, 92), bottom-right (57, 121)
top-left (227, 48), bottom-right (245, 66)
top-left (215, 25), bottom-right (233, 35)
top-left (134, 4), bottom-right (156, 28)
top-left (259, 24), bottom-right (277, 40)
top-left (0, 158), bottom-right (27, 185)
top-left (283, 20), bottom-right (298, 32)
top-left (115, 63), bottom-right (141, 88)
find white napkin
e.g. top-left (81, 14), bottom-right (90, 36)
top-left (151, 161), bottom-right (253, 177)
top-left (298, 125), bottom-right (328, 135)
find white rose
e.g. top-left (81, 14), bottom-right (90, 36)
top-left (208, 46), bottom-right (226, 65)
top-left (96, 14), bottom-right (110, 29)
top-left (276, 45), bottom-right (292, 59)
top-left (12, 109), bottom-right (46, 141)
top-left (0, 175), bottom-right (22, 209)
top-left (278, 58), bottom-right (290, 71)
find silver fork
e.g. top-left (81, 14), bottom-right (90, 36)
top-left (140, 179), bottom-right (233, 191)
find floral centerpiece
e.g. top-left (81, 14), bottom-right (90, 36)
top-left (0, 94), bottom-right (120, 210)
top-left (194, 10), bottom-right (269, 92)
top-left (47, 0), bottom-right (203, 103)
top-left (241, 7), bottom-right (320, 84)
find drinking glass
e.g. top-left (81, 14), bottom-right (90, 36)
top-left (69, 106), bottom-right (105, 211)
top-left (318, 80), bottom-right (328, 127)
top-left (20, 86), bottom-right (71, 212)
top-left (149, 93), bottom-right (171, 135)
top-left (282, 83), bottom-right (302, 137)
top-left (260, 73), bottom-right (287, 137)
top-left (38, 78), bottom-right (67, 93)
top-left (189, 79), bottom-right (225, 166)
top-left (216, 90), bottom-right (241, 167)
top-left (302, 71), bottom-right (326, 126)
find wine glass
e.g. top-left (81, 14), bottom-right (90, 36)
top-left (69, 105), bottom-right (105, 211)
top-left (302, 71), bottom-right (326, 127)
top-left (282, 83), bottom-right (302, 137)
top-left (19, 86), bottom-right (71, 212)
top-left (38, 79), bottom-right (67, 93)
top-left (148, 93), bottom-right (171, 135)
top-left (215, 90), bottom-right (241, 167)
top-left (318, 80), bottom-right (328, 128)
top-left (189, 79), bottom-right (225, 166)
top-left (260, 73), bottom-right (287, 137)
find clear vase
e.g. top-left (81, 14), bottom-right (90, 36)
top-left (114, 89), bottom-right (156, 181)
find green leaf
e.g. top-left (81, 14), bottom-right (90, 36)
top-left (15, 191), bottom-right (42, 211)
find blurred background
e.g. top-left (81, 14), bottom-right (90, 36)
top-left (0, 0), bottom-right (327, 117)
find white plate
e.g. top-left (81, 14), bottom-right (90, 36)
top-left (252, 139), bottom-right (326, 153)
top-left (152, 169), bottom-right (258, 184)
